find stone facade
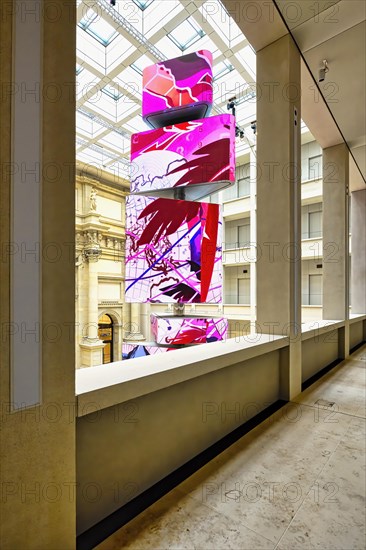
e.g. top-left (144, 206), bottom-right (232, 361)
top-left (75, 163), bottom-right (132, 368)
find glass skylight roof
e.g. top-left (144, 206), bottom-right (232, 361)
top-left (79, 8), bottom-right (98, 28)
top-left (168, 17), bottom-right (205, 51)
top-left (214, 60), bottom-right (234, 80)
top-left (132, 0), bottom-right (154, 10)
top-left (76, 0), bottom-right (257, 176)
top-left (130, 54), bottom-right (154, 75)
top-left (79, 12), bottom-right (119, 45)
top-left (102, 84), bottom-right (124, 101)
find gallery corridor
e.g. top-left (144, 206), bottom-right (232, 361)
top-left (96, 345), bottom-right (366, 550)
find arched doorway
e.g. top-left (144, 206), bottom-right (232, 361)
top-left (98, 314), bottom-right (114, 364)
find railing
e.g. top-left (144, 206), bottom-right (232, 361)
top-left (224, 241), bottom-right (251, 250)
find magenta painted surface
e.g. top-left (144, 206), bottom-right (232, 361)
top-left (130, 115), bottom-right (235, 195)
top-left (122, 343), bottom-right (171, 360)
top-left (151, 315), bottom-right (228, 345)
top-left (142, 50), bottom-right (213, 120)
top-left (125, 195), bottom-right (222, 303)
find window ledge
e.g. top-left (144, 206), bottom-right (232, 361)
top-left (76, 317), bottom-right (365, 415)
top-left (349, 313), bottom-right (366, 324)
top-left (223, 195), bottom-right (250, 205)
top-left (301, 236), bottom-right (322, 242)
top-left (301, 177), bottom-right (322, 185)
top-left (301, 319), bottom-right (345, 341)
top-left (76, 334), bottom-right (287, 416)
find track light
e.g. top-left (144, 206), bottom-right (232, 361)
top-left (250, 120), bottom-right (257, 135)
top-left (227, 96), bottom-right (237, 117)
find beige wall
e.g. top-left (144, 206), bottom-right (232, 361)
top-left (302, 332), bottom-right (339, 382)
top-left (76, 349), bottom-right (281, 534)
top-left (350, 321), bottom-right (365, 350)
top-left (0, 2), bottom-right (76, 548)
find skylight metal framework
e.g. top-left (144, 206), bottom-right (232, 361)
top-left (76, 0), bottom-right (259, 172)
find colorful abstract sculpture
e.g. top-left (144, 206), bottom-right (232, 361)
top-left (151, 315), bottom-right (228, 345)
top-left (124, 50), bottom-right (234, 354)
top-left (142, 50), bottom-right (213, 128)
top-left (130, 114), bottom-right (235, 201)
top-left (125, 195), bottom-right (222, 303)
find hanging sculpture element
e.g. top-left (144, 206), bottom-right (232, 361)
top-left (124, 50), bottom-right (235, 355)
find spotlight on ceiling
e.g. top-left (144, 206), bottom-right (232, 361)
top-left (227, 96), bottom-right (237, 117)
top-left (318, 59), bottom-right (329, 83)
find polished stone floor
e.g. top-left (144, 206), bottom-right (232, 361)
top-left (97, 345), bottom-right (366, 550)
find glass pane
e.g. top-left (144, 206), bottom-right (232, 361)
top-left (130, 54), bottom-right (154, 75)
top-left (309, 155), bottom-right (322, 180)
top-left (85, 17), bottom-right (119, 46)
top-left (238, 279), bottom-right (250, 304)
top-left (79, 8), bottom-right (98, 29)
top-left (213, 60), bottom-right (234, 80)
top-left (238, 177), bottom-right (250, 197)
top-left (309, 211), bottom-right (322, 238)
top-left (238, 223), bottom-right (250, 247)
top-left (102, 84), bottom-right (123, 101)
top-left (309, 274), bottom-right (322, 306)
top-left (168, 18), bottom-right (204, 51)
top-left (132, 0), bottom-right (154, 9)
top-left (223, 181), bottom-right (238, 201)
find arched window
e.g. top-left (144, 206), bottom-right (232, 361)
top-left (98, 314), bottom-right (114, 364)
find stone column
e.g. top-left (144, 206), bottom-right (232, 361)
top-left (79, 251), bottom-right (105, 367)
top-left (131, 303), bottom-right (144, 340)
top-left (0, 1), bottom-right (76, 547)
top-left (141, 303), bottom-right (151, 340)
top-left (322, 144), bottom-right (350, 357)
top-left (351, 189), bottom-right (366, 314)
top-left (249, 148), bottom-right (257, 328)
top-left (256, 34), bottom-right (302, 400)
top-left (125, 303), bottom-right (144, 341)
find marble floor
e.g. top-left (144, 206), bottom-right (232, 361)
top-left (97, 345), bottom-right (366, 550)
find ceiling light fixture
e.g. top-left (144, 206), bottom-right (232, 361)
top-left (318, 59), bottom-right (329, 83)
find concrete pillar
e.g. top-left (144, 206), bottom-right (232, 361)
top-left (322, 144), bottom-right (350, 357)
top-left (256, 35), bottom-right (302, 400)
top-left (0, 1), bottom-right (76, 547)
top-left (351, 189), bottom-right (366, 314)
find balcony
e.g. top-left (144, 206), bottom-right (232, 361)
top-left (223, 243), bottom-right (253, 265)
top-left (301, 237), bottom-right (323, 259)
top-left (301, 177), bottom-right (322, 203)
top-left (223, 196), bottom-right (250, 220)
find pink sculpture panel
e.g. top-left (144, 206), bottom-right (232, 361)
top-left (125, 195), bottom-right (222, 303)
top-left (142, 50), bottom-right (213, 128)
top-left (122, 343), bottom-right (172, 360)
top-left (130, 114), bottom-right (236, 201)
top-left (151, 315), bottom-right (228, 345)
